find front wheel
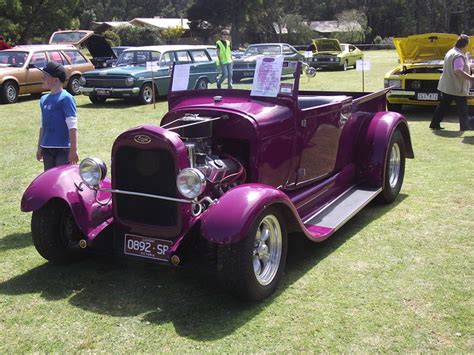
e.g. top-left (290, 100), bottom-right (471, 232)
top-left (67, 75), bottom-right (81, 95)
top-left (341, 60), bottom-right (348, 71)
top-left (217, 206), bottom-right (287, 301)
top-left (195, 78), bottom-right (208, 90)
top-left (1, 80), bottom-right (19, 104)
top-left (31, 200), bottom-right (87, 263)
top-left (377, 130), bottom-right (406, 204)
top-left (137, 83), bottom-right (155, 105)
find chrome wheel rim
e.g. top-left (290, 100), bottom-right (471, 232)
top-left (253, 214), bottom-right (282, 286)
top-left (71, 78), bottom-right (80, 94)
top-left (197, 80), bottom-right (207, 89)
top-left (6, 84), bottom-right (17, 102)
top-left (143, 85), bottom-right (153, 103)
top-left (388, 143), bottom-right (401, 188)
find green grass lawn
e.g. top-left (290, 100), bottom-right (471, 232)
top-left (0, 50), bottom-right (473, 352)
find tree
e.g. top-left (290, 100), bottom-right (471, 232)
top-left (161, 26), bottom-right (186, 44)
top-left (334, 9), bottom-right (370, 43)
top-left (113, 25), bottom-right (162, 46)
top-left (0, 0), bottom-right (80, 43)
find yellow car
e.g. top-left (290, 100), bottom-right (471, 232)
top-left (384, 33), bottom-right (474, 112)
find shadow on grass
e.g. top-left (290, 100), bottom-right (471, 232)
top-left (0, 194), bottom-right (407, 340)
top-left (462, 135), bottom-right (474, 145)
top-left (79, 97), bottom-right (167, 110)
top-left (0, 233), bottom-right (31, 251)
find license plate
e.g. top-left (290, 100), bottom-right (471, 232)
top-left (124, 234), bottom-right (172, 261)
top-left (417, 92), bottom-right (438, 101)
top-left (96, 89), bottom-right (110, 95)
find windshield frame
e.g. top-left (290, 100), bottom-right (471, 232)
top-left (244, 45), bottom-right (282, 56)
top-left (115, 50), bottom-right (162, 67)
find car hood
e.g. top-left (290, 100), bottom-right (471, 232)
top-left (49, 30), bottom-right (115, 59)
top-left (313, 39), bottom-right (342, 53)
top-left (83, 65), bottom-right (162, 76)
top-left (393, 33), bottom-right (474, 64)
top-left (234, 55), bottom-right (260, 63)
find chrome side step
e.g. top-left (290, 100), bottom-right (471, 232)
top-left (304, 185), bottom-right (381, 238)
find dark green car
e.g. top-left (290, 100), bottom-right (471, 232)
top-left (80, 45), bottom-right (218, 104)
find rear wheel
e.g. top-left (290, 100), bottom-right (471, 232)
top-left (66, 75), bottom-right (81, 95)
top-left (138, 83), bottom-right (154, 104)
top-left (377, 129), bottom-right (406, 204)
top-left (89, 95), bottom-right (107, 104)
top-left (31, 200), bottom-right (86, 263)
top-left (217, 206), bottom-right (287, 301)
top-left (1, 80), bottom-right (19, 104)
top-left (341, 60), bottom-right (348, 71)
top-left (195, 78), bottom-right (208, 90)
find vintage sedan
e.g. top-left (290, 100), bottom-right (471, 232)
top-left (384, 33), bottom-right (474, 112)
top-left (232, 43), bottom-right (305, 82)
top-left (0, 44), bottom-right (94, 104)
top-left (22, 62), bottom-right (414, 301)
top-left (80, 45), bottom-right (218, 104)
top-left (308, 38), bottom-right (363, 71)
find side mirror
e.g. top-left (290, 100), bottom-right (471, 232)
top-left (28, 63), bottom-right (36, 69)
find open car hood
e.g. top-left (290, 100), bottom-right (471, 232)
top-left (49, 30), bottom-right (116, 59)
top-left (312, 38), bottom-right (342, 53)
top-left (393, 33), bottom-right (474, 64)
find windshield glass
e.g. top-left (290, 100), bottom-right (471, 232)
top-left (50, 31), bottom-right (88, 44)
top-left (0, 51), bottom-right (28, 67)
top-left (116, 50), bottom-right (161, 66)
top-left (245, 45), bottom-right (281, 56)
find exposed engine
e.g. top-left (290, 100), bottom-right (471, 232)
top-left (168, 113), bottom-right (246, 197)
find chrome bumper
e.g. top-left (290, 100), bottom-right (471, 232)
top-left (80, 87), bottom-right (140, 95)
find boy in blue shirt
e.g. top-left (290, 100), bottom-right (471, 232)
top-left (36, 61), bottom-right (79, 170)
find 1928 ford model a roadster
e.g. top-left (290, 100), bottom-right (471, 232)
top-left (21, 61), bottom-right (414, 301)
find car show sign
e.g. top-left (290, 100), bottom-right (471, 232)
top-left (251, 55), bottom-right (284, 97)
top-left (356, 59), bottom-right (371, 71)
top-left (171, 63), bottom-right (191, 91)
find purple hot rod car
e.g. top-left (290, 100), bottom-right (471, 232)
top-left (21, 63), bottom-right (414, 301)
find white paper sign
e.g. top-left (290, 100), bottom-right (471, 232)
top-left (304, 51), bottom-right (313, 58)
top-left (171, 63), bottom-right (191, 91)
top-left (356, 59), bottom-right (371, 71)
top-left (251, 55), bottom-right (284, 97)
top-left (146, 61), bottom-right (159, 71)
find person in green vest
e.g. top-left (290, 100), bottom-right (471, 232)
top-left (430, 34), bottom-right (474, 131)
top-left (216, 29), bottom-right (233, 89)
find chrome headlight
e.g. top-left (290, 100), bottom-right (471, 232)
top-left (176, 168), bottom-right (206, 199)
top-left (79, 76), bottom-right (86, 85)
top-left (79, 158), bottom-right (107, 188)
top-left (384, 78), bottom-right (402, 89)
top-left (125, 77), bottom-right (134, 86)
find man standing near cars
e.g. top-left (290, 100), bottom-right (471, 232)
top-left (36, 61), bottom-right (79, 171)
top-left (430, 34), bottom-right (474, 131)
top-left (216, 29), bottom-right (233, 89)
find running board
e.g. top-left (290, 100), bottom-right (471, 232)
top-left (303, 185), bottom-right (382, 240)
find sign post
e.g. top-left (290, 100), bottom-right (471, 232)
top-left (356, 59), bottom-right (371, 92)
top-left (146, 61), bottom-right (159, 108)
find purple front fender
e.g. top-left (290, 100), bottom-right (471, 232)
top-left (21, 165), bottom-right (113, 240)
top-left (200, 184), bottom-right (296, 244)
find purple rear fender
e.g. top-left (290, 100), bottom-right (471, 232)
top-left (21, 165), bottom-right (113, 240)
top-left (357, 111), bottom-right (414, 186)
top-left (200, 184), bottom-right (301, 244)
